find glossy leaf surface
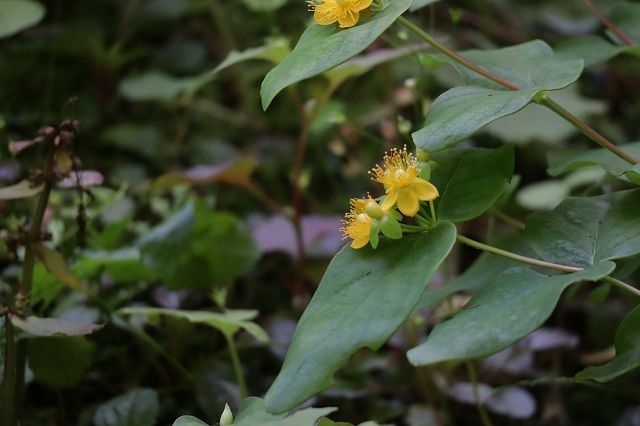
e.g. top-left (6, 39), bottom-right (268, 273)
top-left (407, 262), bottom-right (615, 366)
top-left (265, 222), bottom-right (457, 413)
top-left (430, 145), bottom-right (514, 222)
top-left (261, 0), bottom-right (412, 109)
top-left (525, 189), bottom-right (640, 267)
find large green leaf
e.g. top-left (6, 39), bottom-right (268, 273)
top-left (119, 307), bottom-right (268, 342)
top-left (430, 145), bottom-right (514, 222)
top-left (94, 388), bottom-right (159, 426)
top-left (138, 200), bottom-right (259, 289)
top-left (524, 189), bottom-right (640, 267)
top-left (407, 261), bottom-right (615, 366)
top-left (265, 222), bottom-right (457, 413)
top-left (260, 0), bottom-right (412, 109)
top-left (440, 40), bottom-right (583, 91)
top-left (553, 36), bottom-right (625, 68)
top-left (413, 87), bottom-right (538, 151)
top-left (0, 0), bottom-right (45, 39)
top-left (28, 336), bottom-right (94, 388)
top-left (576, 304), bottom-right (640, 382)
top-left (234, 397), bottom-right (335, 426)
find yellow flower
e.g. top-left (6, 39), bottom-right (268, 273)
top-left (307, 0), bottom-right (373, 28)
top-left (371, 147), bottom-right (439, 217)
top-left (341, 197), bottom-right (373, 249)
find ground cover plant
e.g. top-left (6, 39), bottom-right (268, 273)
top-left (1, 0), bottom-right (639, 425)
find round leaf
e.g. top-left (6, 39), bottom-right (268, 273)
top-left (28, 336), bottom-right (94, 388)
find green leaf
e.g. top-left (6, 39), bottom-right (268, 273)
top-left (430, 145), bottom-right (514, 222)
top-left (0, 0), bottom-right (45, 39)
top-left (412, 86), bottom-right (538, 151)
top-left (138, 200), bottom-right (259, 289)
top-left (410, 0), bottom-right (442, 12)
top-left (265, 222), bottom-right (457, 413)
top-left (441, 40), bottom-right (583, 91)
top-left (119, 71), bottom-right (214, 102)
top-left (172, 416), bottom-right (209, 426)
top-left (28, 336), bottom-right (94, 388)
top-left (94, 388), bottom-right (159, 426)
top-left (576, 305), bottom-right (640, 382)
top-left (260, 0), bottom-right (412, 109)
top-left (10, 315), bottom-right (102, 337)
top-left (325, 44), bottom-right (427, 87)
top-left (547, 141), bottom-right (640, 182)
top-left (417, 233), bottom-right (532, 309)
top-left (0, 180), bottom-right (43, 200)
top-left (234, 397), bottom-right (336, 426)
top-left (119, 307), bottom-right (268, 342)
top-left (625, 164), bottom-right (640, 186)
top-left (484, 85), bottom-right (607, 146)
top-left (407, 261), bottom-right (615, 366)
top-left (524, 189), bottom-right (640, 267)
top-left (213, 39), bottom-right (290, 74)
top-left (32, 243), bottom-right (87, 293)
top-left (553, 36), bottom-right (625, 67)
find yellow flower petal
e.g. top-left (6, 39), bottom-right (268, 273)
top-left (349, 0), bottom-right (373, 11)
top-left (309, 0), bottom-right (371, 27)
top-left (396, 189), bottom-right (419, 217)
top-left (337, 9), bottom-right (358, 28)
top-left (380, 190), bottom-right (397, 211)
top-left (411, 178), bottom-right (439, 201)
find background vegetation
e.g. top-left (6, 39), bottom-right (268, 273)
top-left (1, 0), bottom-right (639, 425)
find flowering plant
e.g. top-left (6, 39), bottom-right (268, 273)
top-left (186, 0), bottom-right (640, 424)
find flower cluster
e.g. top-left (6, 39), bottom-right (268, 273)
top-left (307, 0), bottom-right (373, 28)
top-left (341, 147), bottom-right (439, 249)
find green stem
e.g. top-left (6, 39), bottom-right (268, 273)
top-left (122, 317), bottom-right (196, 383)
top-left (539, 95), bottom-right (639, 165)
top-left (582, 0), bottom-right (636, 46)
top-left (490, 209), bottom-right (525, 230)
top-left (224, 333), bottom-right (247, 398)
top-left (397, 16), bottom-right (638, 165)
top-left (466, 362), bottom-right (494, 426)
top-left (396, 16), bottom-right (521, 90)
top-left (457, 234), bottom-right (640, 298)
top-left (602, 276), bottom-right (640, 299)
top-left (456, 234), bottom-right (582, 273)
top-left (0, 319), bottom-right (17, 426)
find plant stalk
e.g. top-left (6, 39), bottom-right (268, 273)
top-left (582, 0), bottom-right (636, 46)
top-left (397, 16), bottom-right (638, 165)
top-left (539, 95), bottom-right (639, 165)
top-left (456, 234), bottom-right (640, 298)
top-left (1, 137), bottom-right (57, 425)
top-left (224, 333), bottom-right (248, 398)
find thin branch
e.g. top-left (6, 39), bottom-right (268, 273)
top-left (582, 0), bottom-right (636, 46)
